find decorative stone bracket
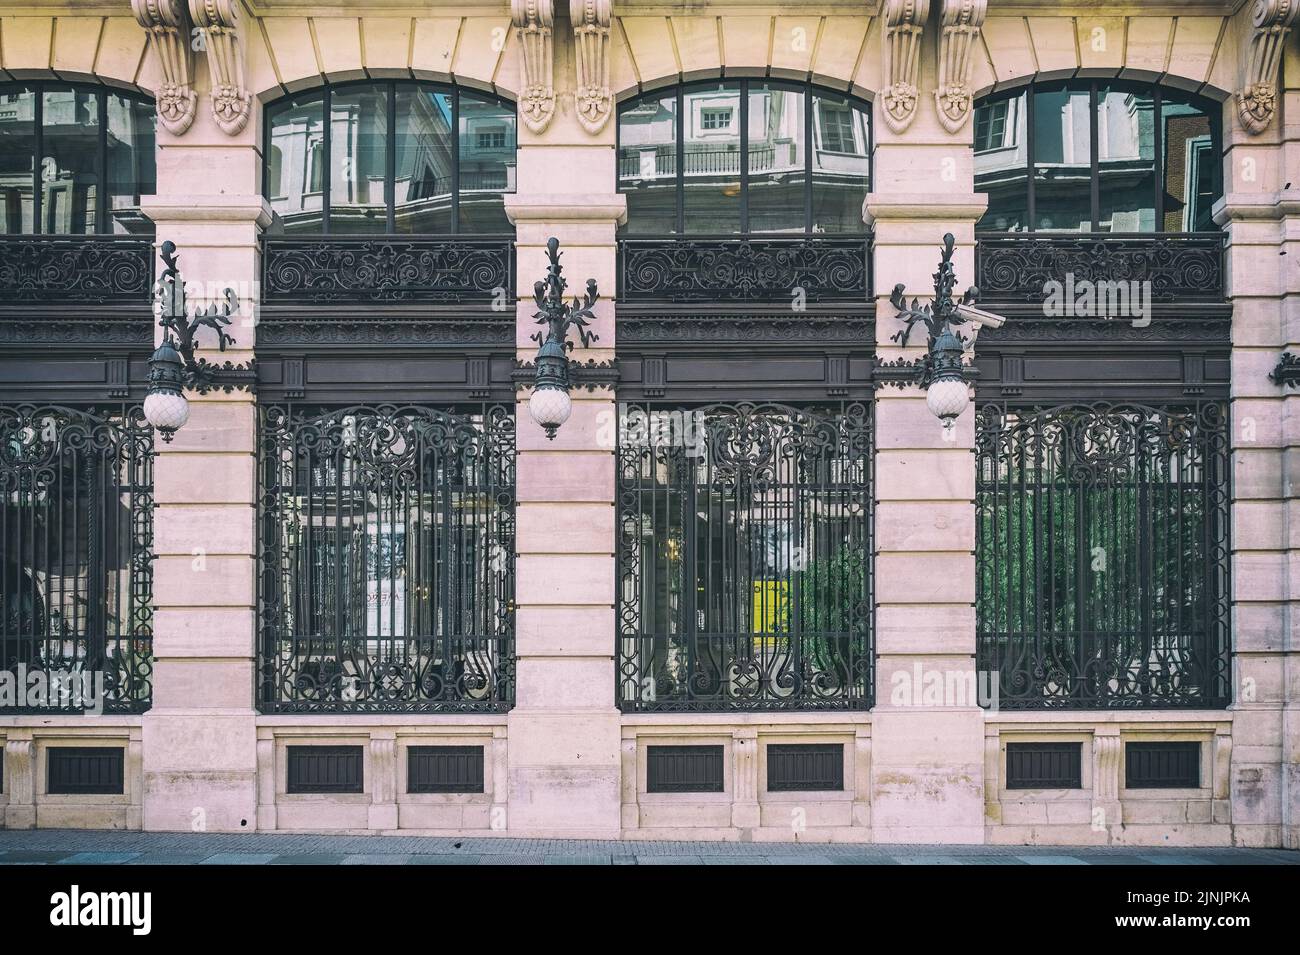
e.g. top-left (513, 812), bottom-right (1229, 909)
top-left (132, 0), bottom-right (197, 135)
top-left (935, 0), bottom-right (988, 133)
top-left (882, 0), bottom-right (929, 132)
top-left (189, 0), bottom-right (252, 135)
top-left (571, 0), bottom-right (613, 134)
top-left (1238, 0), bottom-right (1298, 134)
top-left (133, 0), bottom-right (250, 136)
top-left (513, 0), bottom-right (556, 133)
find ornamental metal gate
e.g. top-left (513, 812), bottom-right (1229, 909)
top-left (0, 404), bottom-right (154, 713)
top-left (257, 404), bottom-right (515, 713)
top-left (975, 402), bottom-right (1231, 709)
top-left (617, 401), bottom-right (873, 712)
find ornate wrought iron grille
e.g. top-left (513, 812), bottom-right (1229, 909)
top-left (617, 236), bottom-right (870, 303)
top-left (0, 235), bottom-right (154, 306)
top-left (257, 403), bottom-right (515, 713)
top-left (0, 404), bottom-right (154, 713)
top-left (261, 236), bottom-right (513, 305)
top-left (976, 402), bottom-right (1231, 710)
top-left (974, 233), bottom-right (1225, 305)
top-left (617, 402), bottom-right (873, 712)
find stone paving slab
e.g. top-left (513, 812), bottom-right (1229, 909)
top-left (0, 831), bottom-right (1295, 865)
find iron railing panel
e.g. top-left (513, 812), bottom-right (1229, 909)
top-left (617, 236), bottom-right (871, 303)
top-left (0, 404), bottom-right (154, 714)
top-left (0, 235), bottom-right (154, 306)
top-left (617, 401), bottom-right (874, 712)
top-left (974, 232), bottom-right (1226, 305)
top-left (976, 402), bottom-right (1231, 710)
top-left (257, 403), bottom-right (516, 713)
top-left (260, 235), bottom-right (514, 305)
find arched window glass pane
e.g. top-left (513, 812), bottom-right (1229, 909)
top-left (394, 88), bottom-right (453, 234)
top-left (0, 87), bottom-right (35, 233)
top-left (682, 81), bottom-right (741, 233)
top-left (747, 83), bottom-right (805, 234)
top-left (41, 87), bottom-right (99, 234)
top-left (1161, 92), bottom-right (1216, 232)
top-left (811, 92), bottom-right (869, 233)
top-left (975, 91), bottom-right (1027, 231)
top-left (329, 84), bottom-right (388, 234)
top-left (267, 92), bottom-right (325, 234)
top-left (1032, 86), bottom-right (1091, 231)
top-left (458, 93), bottom-right (515, 233)
top-left (106, 92), bottom-right (155, 235)
top-left (1098, 85), bottom-right (1156, 233)
top-left (618, 93), bottom-right (677, 234)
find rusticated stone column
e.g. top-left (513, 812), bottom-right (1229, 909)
top-left (139, 80), bottom-right (267, 830)
top-left (502, 7), bottom-right (624, 835)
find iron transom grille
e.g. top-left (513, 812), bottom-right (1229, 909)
top-left (0, 404), bottom-right (154, 714)
top-left (976, 402), bottom-right (1230, 710)
top-left (257, 403), bottom-right (515, 713)
top-left (617, 401), bottom-right (874, 712)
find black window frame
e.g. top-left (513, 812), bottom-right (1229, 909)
top-left (0, 80), bottom-right (156, 236)
top-left (261, 79), bottom-right (516, 236)
top-left (973, 78), bottom-right (1223, 234)
top-left (616, 79), bottom-right (873, 236)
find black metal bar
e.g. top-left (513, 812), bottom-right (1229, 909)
top-left (451, 87), bottom-right (460, 234)
top-left (33, 84), bottom-right (43, 235)
top-left (804, 86), bottom-right (814, 234)
top-left (321, 87), bottom-right (332, 234)
top-left (1025, 84), bottom-right (1034, 232)
top-left (739, 79), bottom-right (749, 233)
top-left (386, 81), bottom-right (396, 233)
top-left (1153, 86), bottom-right (1164, 231)
top-left (1089, 82), bottom-right (1100, 231)
top-left (97, 90), bottom-right (108, 234)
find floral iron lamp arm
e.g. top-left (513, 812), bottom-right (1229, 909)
top-left (527, 237), bottom-right (600, 439)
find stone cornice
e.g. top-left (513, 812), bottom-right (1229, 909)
top-left (504, 194), bottom-right (628, 223)
top-left (865, 194), bottom-right (989, 223)
top-left (141, 195), bottom-right (274, 226)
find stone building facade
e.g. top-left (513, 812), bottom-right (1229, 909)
top-left (0, 0), bottom-right (1297, 848)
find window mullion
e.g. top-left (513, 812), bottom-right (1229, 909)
top-left (33, 84), bottom-right (43, 235)
top-left (451, 86), bottom-right (460, 234)
top-left (98, 91), bottom-right (109, 234)
top-left (1025, 86), bottom-right (1034, 233)
top-left (739, 79), bottom-right (749, 234)
top-left (386, 83), bottom-right (396, 233)
top-left (804, 87), bottom-right (813, 234)
top-left (321, 87), bottom-right (331, 235)
top-left (1089, 82), bottom-right (1099, 232)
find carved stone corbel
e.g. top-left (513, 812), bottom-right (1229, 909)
top-left (189, 0), bottom-right (252, 135)
top-left (513, 0), bottom-right (556, 133)
top-left (1238, 0), bottom-right (1299, 134)
top-left (935, 0), bottom-right (987, 133)
top-left (882, 0), bottom-right (929, 133)
top-left (132, 0), bottom-right (197, 135)
top-left (570, 0), bottom-right (612, 135)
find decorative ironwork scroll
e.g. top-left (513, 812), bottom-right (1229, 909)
top-left (258, 403), bottom-right (515, 713)
top-left (618, 401), bottom-right (874, 712)
top-left (0, 236), bottom-right (154, 306)
top-left (0, 404), bottom-right (154, 713)
top-left (975, 402), bottom-right (1231, 710)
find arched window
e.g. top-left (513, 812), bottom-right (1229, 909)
top-left (263, 81), bottom-right (517, 235)
top-left (617, 80), bottom-right (871, 235)
top-left (974, 80), bottom-right (1221, 233)
top-left (0, 82), bottom-right (156, 235)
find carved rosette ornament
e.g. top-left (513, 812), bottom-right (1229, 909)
top-left (935, 0), bottom-right (987, 133)
top-left (132, 0), bottom-right (196, 135)
top-left (189, 0), bottom-right (252, 135)
top-left (512, 0), bottom-right (556, 133)
top-left (1238, 0), bottom-right (1298, 134)
top-left (882, 0), bottom-right (929, 133)
top-left (570, 0), bottom-right (612, 134)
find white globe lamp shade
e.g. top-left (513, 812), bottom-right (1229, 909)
top-left (529, 386), bottom-right (572, 440)
top-left (926, 376), bottom-right (969, 429)
top-left (144, 391), bottom-right (190, 441)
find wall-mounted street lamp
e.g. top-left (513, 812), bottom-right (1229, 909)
top-left (527, 237), bottom-right (599, 439)
top-left (890, 232), bottom-right (1003, 430)
top-left (144, 241), bottom-right (255, 442)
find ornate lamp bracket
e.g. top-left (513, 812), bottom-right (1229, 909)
top-left (152, 240), bottom-right (255, 395)
top-left (571, 0), bottom-right (613, 134)
top-left (527, 237), bottom-right (600, 438)
top-left (132, 0), bottom-right (197, 135)
top-left (882, 0), bottom-right (930, 133)
top-left (935, 0), bottom-right (988, 133)
top-left (1269, 352), bottom-right (1300, 388)
top-left (889, 232), bottom-right (980, 354)
top-left (189, 0), bottom-right (252, 135)
top-left (1238, 0), bottom-right (1298, 134)
top-left (513, 0), bottom-right (556, 133)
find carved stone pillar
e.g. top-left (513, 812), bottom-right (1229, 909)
top-left (513, 0), bottom-right (556, 133)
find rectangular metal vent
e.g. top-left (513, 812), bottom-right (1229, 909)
top-left (1126, 742), bottom-right (1201, 789)
top-left (1005, 742), bottom-right (1082, 789)
top-left (47, 747), bottom-right (125, 795)
top-left (286, 745), bottom-right (364, 794)
top-left (766, 744), bottom-right (844, 792)
top-left (646, 745), bottom-right (725, 793)
top-left (408, 746), bottom-right (485, 794)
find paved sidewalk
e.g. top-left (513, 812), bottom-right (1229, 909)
top-left (0, 831), bottom-right (1295, 865)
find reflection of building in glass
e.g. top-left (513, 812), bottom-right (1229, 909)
top-left (0, 86), bottom-right (155, 235)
